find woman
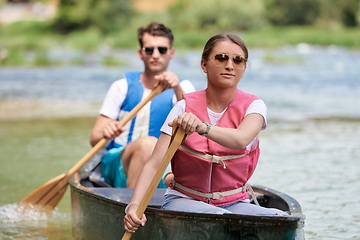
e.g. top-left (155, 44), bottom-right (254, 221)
top-left (124, 33), bottom-right (286, 233)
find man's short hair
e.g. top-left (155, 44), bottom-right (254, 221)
top-left (138, 22), bottom-right (174, 47)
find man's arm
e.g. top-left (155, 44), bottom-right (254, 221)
top-left (173, 84), bottom-right (185, 101)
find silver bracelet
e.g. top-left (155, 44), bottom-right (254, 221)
top-left (125, 202), bottom-right (140, 214)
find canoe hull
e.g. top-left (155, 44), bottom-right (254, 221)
top-left (70, 177), bottom-right (305, 240)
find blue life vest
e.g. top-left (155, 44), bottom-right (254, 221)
top-left (107, 71), bottom-right (175, 149)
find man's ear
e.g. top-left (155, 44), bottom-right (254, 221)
top-left (138, 48), bottom-right (144, 60)
top-left (170, 47), bottom-right (175, 60)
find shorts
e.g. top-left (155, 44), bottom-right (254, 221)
top-left (101, 147), bottom-right (169, 188)
top-left (162, 194), bottom-right (289, 215)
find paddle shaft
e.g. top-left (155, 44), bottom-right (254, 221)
top-left (122, 120), bottom-right (189, 240)
top-left (20, 83), bottom-right (165, 209)
top-left (67, 83), bottom-right (165, 176)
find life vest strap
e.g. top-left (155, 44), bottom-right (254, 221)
top-left (179, 145), bottom-right (247, 169)
top-left (172, 180), bottom-right (246, 200)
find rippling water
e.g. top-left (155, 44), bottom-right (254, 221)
top-left (0, 44), bottom-right (359, 239)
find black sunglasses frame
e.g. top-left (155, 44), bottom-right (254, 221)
top-left (142, 47), bottom-right (169, 55)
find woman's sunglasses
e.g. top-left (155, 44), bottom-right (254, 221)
top-left (213, 53), bottom-right (247, 68)
top-left (142, 47), bottom-right (169, 55)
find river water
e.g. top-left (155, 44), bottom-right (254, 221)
top-left (0, 44), bottom-right (359, 239)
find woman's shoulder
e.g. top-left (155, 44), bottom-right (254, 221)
top-left (183, 89), bottom-right (205, 98)
top-left (236, 89), bottom-right (259, 100)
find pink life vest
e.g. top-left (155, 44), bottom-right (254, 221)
top-left (170, 89), bottom-right (261, 206)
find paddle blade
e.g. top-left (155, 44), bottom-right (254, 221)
top-left (18, 83), bottom-right (165, 212)
top-left (20, 173), bottom-right (69, 211)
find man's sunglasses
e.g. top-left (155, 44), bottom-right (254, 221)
top-left (213, 53), bottom-right (247, 68)
top-left (142, 47), bottom-right (169, 55)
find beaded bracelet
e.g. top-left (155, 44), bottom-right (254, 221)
top-left (125, 202), bottom-right (140, 214)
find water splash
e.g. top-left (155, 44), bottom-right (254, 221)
top-left (0, 203), bottom-right (72, 239)
top-left (0, 202), bottom-right (65, 223)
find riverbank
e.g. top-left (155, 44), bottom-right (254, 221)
top-left (0, 100), bottom-right (100, 121)
top-left (1, 20), bottom-right (360, 67)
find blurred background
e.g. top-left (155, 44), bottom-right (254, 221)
top-left (0, 0), bottom-right (359, 239)
top-left (0, 0), bottom-right (359, 67)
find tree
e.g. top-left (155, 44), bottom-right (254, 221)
top-left (264, 0), bottom-right (320, 25)
top-left (53, 0), bottom-right (133, 33)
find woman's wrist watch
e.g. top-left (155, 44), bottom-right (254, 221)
top-left (198, 121), bottom-right (211, 136)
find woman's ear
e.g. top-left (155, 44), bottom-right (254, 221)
top-left (201, 59), bottom-right (207, 73)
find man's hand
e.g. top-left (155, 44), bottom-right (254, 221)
top-left (155, 71), bottom-right (184, 101)
top-left (155, 71), bottom-right (180, 90)
top-left (103, 120), bottom-right (124, 140)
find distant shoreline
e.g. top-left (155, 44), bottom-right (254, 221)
top-left (0, 100), bottom-right (100, 121)
top-left (2, 100), bottom-right (359, 122)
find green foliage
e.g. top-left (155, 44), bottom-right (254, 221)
top-left (65, 28), bottom-right (103, 51)
top-left (0, 21), bottom-right (56, 51)
top-left (338, 0), bottom-right (359, 27)
top-left (101, 56), bottom-right (125, 66)
top-left (264, 0), bottom-right (320, 25)
top-left (33, 51), bottom-right (55, 66)
top-left (243, 26), bottom-right (360, 48)
top-left (107, 29), bottom-right (138, 49)
top-left (53, 0), bottom-right (134, 33)
top-left (169, 0), bottom-right (268, 31)
top-left (0, 49), bottom-right (26, 66)
top-left (1, 0), bottom-right (360, 69)
top-left (264, 0), bottom-right (360, 28)
top-left (262, 54), bottom-right (306, 64)
top-left (1, 20), bottom-right (53, 35)
top-left (69, 57), bottom-right (86, 65)
top-left (172, 29), bottom-right (210, 48)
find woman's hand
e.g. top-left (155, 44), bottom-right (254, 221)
top-left (123, 205), bottom-right (147, 233)
top-left (168, 112), bottom-right (206, 135)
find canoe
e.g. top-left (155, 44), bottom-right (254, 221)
top-left (70, 167), bottom-right (305, 240)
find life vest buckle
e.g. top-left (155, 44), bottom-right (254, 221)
top-left (211, 156), bottom-right (226, 169)
top-left (212, 192), bottom-right (224, 200)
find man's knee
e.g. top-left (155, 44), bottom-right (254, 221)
top-left (123, 136), bottom-right (157, 159)
top-left (121, 136), bottom-right (158, 175)
top-left (134, 136), bottom-right (157, 152)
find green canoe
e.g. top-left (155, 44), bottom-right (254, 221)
top-left (70, 172), bottom-right (305, 240)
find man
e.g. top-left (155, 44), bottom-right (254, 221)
top-left (90, 22), bottom-right (195, 188)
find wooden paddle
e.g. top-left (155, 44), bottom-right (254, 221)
top-left (122, 119), bottom-right (190, 240)
top-left (20, 83), bottom-right (165, 211)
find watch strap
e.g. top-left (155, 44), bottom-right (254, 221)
top-left (198, 121), bottom-right (211, 136)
